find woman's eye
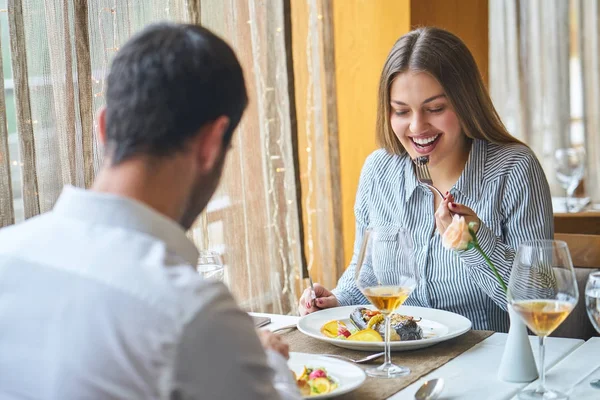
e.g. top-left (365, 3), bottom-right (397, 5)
top-left (428, 107), bottom-right (444, 113)
top-left (393, 110), bottom-right (409, 116)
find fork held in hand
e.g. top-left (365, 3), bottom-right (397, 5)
top-left (413, 156), bottom-right (444, 200)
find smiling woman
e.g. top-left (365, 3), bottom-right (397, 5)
top-left (299, 27), bottom-right (555, 333)
top-left (389, 73), bottom-right (465, 170)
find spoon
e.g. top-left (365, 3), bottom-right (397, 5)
top-left (414, 378), bottom-right (444, 400)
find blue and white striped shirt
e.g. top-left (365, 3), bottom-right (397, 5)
top-left (332, 139), bottom-right (553, 332)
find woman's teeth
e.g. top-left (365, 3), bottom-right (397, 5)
top-left (412, 134), bottom-right (440, 146)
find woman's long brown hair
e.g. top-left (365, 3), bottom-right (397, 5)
top-left (376, 27), bottom-right (523, 154)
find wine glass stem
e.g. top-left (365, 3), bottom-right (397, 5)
top-left (538, 336), bottom-right (546, 392)
top-left (384, 314), bottom-right (392, 366)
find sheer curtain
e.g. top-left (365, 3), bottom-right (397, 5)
top-left (4, 0), bottom-right (191, 218)
top-left (0, 4), bottom-right (14, 227)
top-left (579, 0), bottom-right (600, 202)
top-left (193, 0), bottom-right (303, 314)
top-left (0, 0), bottom-right (329, 314)
top-left (489, 0), bottom-right (570, 196)
top-left (489, 0), bottom-right (599, 201)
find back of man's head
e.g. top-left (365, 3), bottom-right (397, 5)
top-left (104, 22), bottom-right (247, 165)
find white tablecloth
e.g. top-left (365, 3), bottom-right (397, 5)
top-left (253, 313), bottom-right (599, 400)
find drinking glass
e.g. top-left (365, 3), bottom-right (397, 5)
top-left (354, 227), bottom-right (418, 379)
top-left (585, 272), bottom-right (600, 389)
top-left (508, 240), bottom-right (579, 400)
top-left (554, 148), bottom-right (585, 213)
top-left (196, 250), bottom-right (225, 281)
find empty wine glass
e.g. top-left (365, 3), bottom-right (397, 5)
top-left (508, 240), bottom-right (579, 400)
top-left (354, 227), bottom-right (418, 379)
top-left (554, 147), bottom-right (585, 213)
top-left (196, 250), bottom-right (225, 281)
top-left (585, 272), bottom-right (600, 389)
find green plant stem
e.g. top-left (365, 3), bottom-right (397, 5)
top-left (473, 243), bottom-right (508, 293)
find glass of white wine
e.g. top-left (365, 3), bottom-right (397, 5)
top-left (354, 227), bottom-right (418, 379)
top-left (508, 240), bottom-right (579, 400)
top-left (585, 272), bottom-right (600, 389)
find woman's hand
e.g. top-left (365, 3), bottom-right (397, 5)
top-left (435, 193), bottom-right (480, 236)
top-left (298, 283), bottom-right (339, 316)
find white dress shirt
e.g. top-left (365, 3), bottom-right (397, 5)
top-left (0, 186), bottom-right (300, 400)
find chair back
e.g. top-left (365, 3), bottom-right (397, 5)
top-left (550, 233), bottom-right (600, 339)
top-left (554, 212), bottom-right (600, 235)
top-left (555, 233), bottom-right (600, 269)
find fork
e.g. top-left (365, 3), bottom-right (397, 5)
top-left (413, 156), bottom-right (444, 200)
top-left (271, 323), bottom-right (297, 334)
top-left (323, 352), bottom-right (384, 364)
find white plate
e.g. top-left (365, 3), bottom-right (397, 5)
top-left (297, 305), bottom-right (472, 351)
top-left (288, 352), bottom-right (366, 399)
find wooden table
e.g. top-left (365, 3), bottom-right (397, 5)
top-left (554, 210), bottom-right (600, 235)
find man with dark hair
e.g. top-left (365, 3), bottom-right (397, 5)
top-left (0, 23), bottom-right (301, 399)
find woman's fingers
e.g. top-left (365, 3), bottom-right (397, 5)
top-left (298, 284), bottom-right (338, 315)
top-left (435, 194), bottom-right (453, 235)
top-left (448, 201), bottom-right (473, 215)
top-left (315, 295), bottom-right (339, 309)
top-left (447, 202), bottom-right (480, 233)
top-left (298, 288), bottom-right (313, 315)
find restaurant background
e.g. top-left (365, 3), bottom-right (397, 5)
top-left (0, 0), bottom-right (597, 314)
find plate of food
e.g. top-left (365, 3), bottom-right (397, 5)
top-left (297, 305), bottom-right (472, 351)
top-left (288, 352), bottom-right (366, 398)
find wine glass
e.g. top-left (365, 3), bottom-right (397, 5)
top-left (554, 147), bottom-right (585, 213)
top-left (508, 240), bottom-right (579, 400)
top-left (354, 227), bottom-right (418, 379)
top-left (585, 272), bottom-right (600, 389)
top-left (196, 250), bottom-right (225, 281)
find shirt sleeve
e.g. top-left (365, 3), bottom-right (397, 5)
top-left (332, 155), bottom-right (374, 307)
top-left (457, 151), bottom-right (554, 309)
top-left (170, 282), bottom-right (301, 400)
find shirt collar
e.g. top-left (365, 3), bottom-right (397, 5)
top-left (453, 139), bottom-right (486, 201)
top-left (52, 186), bottom-right (199, 266)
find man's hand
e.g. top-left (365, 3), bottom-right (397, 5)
top-left (258, 330), bottom-right (290, 359)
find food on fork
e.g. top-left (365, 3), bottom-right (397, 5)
top-left (293, 366), bottom-right (338, 396)
top-left (413, 155), bottom-right (430, 165)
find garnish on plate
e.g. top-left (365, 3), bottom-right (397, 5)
top-left (293, 366), bottom-right (338, 396)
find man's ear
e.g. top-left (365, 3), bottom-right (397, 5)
top-left (96, 107), bottom-right (107, 145)
top-left (194, 116), bottom-right (230, 172)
